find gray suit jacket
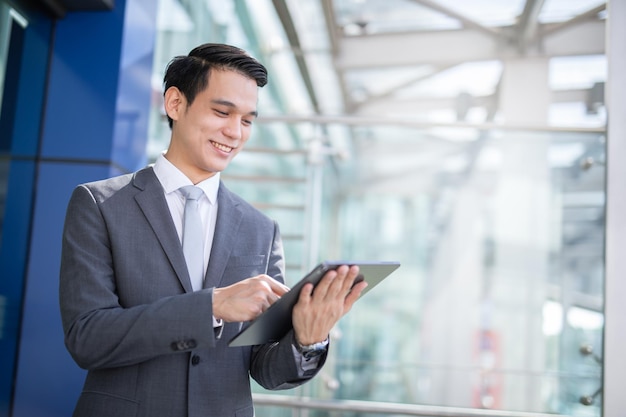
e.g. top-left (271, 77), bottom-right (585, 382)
top-left (59, 167), bottom-right (323, 417)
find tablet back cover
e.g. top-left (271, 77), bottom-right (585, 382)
top-left (228, 261), bottom-right (400, 347)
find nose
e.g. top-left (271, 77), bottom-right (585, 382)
top-left (223, 117), bottom-right (242, 140)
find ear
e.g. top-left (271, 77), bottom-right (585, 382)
top-left (164, 87), bottom-right (185, 123)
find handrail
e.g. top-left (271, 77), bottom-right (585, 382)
top-left (256, 114), bottom-right (606, 134)
top-left (252, 393), bottom-right (569, 417)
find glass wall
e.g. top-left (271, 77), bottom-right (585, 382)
top-left (0, 2), bottom-right (53, 415)
top-left (147, 0), bottom-right (606, 415)
top-left (244, 122), bottom-right (604, 416)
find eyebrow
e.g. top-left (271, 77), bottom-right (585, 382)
top-left (211, 99), bottom-right (258, 118)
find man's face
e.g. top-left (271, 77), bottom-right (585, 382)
top-left (164, 69), bottom-right (259, 183)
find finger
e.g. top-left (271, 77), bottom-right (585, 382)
top-left (311, 268), bottom-right (339, 298)
top-left (256, 288), bottom-right (282, 314)
top-left (326, 265), bottom-right (358, 298)
top-left (298, 282), bottom-right (314, 305)
top-left (267, 290), bottom-right (281, 306)
top-left (344, 280), bottom-right (368, 310)
top-left (259, 274), bottom-right (290, 296)
top-left (338, 265), bottom-right (361, 294)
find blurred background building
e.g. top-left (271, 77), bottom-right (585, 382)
top-left (0, 0), bottom-right (624, 416)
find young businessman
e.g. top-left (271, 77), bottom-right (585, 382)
top-left (59, 43), bottom-right (366, 417)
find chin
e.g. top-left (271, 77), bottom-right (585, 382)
top-left (202, 164), bottom-right (226, 175)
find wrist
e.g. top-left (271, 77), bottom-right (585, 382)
top-left (295, 333), bottom-right (329, 347)
top-left (294, 335), bottom-right (329, 359)
top-left (211, 288), bottom-right (223, 321)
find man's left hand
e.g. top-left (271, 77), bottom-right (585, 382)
top-left (292, 265), bottom-right (367, 345)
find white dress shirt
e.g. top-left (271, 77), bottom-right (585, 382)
top-left (153, 153), bottom-right (219, 288)
top-left (153, 154), bottom-right (224, 331)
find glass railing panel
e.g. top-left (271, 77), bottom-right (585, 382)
top-left (243, 122), bottom-right (604, 417)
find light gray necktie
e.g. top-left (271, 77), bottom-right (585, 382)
top-left (180, 185), bottom-right (205, 291)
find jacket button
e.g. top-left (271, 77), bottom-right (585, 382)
top-left (191, 355), bottom-right (200, 366)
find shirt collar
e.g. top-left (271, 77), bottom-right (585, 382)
top-left (153, 153), bottom-right (220, 205)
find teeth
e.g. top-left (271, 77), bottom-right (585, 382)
top-left (211, 141), bottom-right (233, 153)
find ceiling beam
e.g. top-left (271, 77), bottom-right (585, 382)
top-left (516, 0), bottom-right (546, 49)
top-left (351, 64), bottom-right (459, 112)
top-left (256, 114), bottom-right (605, 133)
top-left (352, 88), bottom-right (594, 115)
top-left (271, 0), bottom-right (321, 113)
top-left (410, 0), bottom-right (502, 40)
top-left (321, 0), bottom-right (353, 112)
top-left (336, 20), bottom-right (605, 69)
top-left (321, 0), bottom-right (340, 56)
top-left (542, 2), bottom-right (606, 36)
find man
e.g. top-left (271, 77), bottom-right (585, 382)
top-left (59, 43), bottom-right (366, 417)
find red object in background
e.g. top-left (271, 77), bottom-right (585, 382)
top-left (472, 329), bottom-right (502, 409)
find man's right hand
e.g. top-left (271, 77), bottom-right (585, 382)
top-left (212, 275), bottom-right (289, 322)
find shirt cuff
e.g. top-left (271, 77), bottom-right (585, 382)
top-left (291, 344), bottom-right (324, 374)
top-left (213, 316), bottom-right (224, 339)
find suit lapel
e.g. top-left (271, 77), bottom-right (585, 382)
top-left (133, 167), bottom-right (193, 293)
top-left (204, 183), bottom-right (243, 289)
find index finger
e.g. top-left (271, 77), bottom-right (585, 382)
top-left (260, 274), bottom-right (290, 296)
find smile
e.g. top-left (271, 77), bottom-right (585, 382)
top-left (211, 141), bottom-right (234, 153)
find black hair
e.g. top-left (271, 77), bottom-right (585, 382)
top-left (163, 43), bottom-right (268, 128)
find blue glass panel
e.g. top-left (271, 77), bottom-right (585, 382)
top-left (0, 5), bottom-right (51, 417)
top-left (39, 4), bottom-right (126, 161)
top-left (11, 162), bottom-right (109, 417)
top-left (0, 160), bottom-right (36, 417)
top-left (111, 0), bottom-right (157, 173)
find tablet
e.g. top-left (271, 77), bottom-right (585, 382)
top-left (228, 260), bottom-right (400, 347)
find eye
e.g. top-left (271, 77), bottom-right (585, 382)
top-left (214, 109), bottom-right (228, 117)
top-left (242, 118), bottom-right (253, 127)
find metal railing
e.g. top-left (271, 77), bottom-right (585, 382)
top-left (253, 394), bottom-right (568, 417)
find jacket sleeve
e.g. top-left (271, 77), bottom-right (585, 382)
top-left (250, 330), bottom-right (328, 390)
top-left (248, 220), bottom-right (327, 389)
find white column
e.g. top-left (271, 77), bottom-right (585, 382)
top-left (499, 57), bottom-right (550, 126)
top-left (603, 0), bottom-right (626, 412)
top-left (495, 57), bottom-right (551, 409)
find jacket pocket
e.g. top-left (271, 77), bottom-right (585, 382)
top-left (226, 255), bottom-right (266, 268)
top-left (222, 255), bottom-right (269, 285)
